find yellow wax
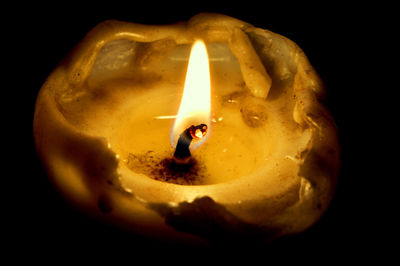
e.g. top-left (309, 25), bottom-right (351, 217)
top-left (61, 42), bottom-right (303, 185)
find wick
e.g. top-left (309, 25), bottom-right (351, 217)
top-left (173, 124), bottom-right (207, 163)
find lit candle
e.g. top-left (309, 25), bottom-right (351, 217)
top-left (33, 13), bottom-right (340, 243)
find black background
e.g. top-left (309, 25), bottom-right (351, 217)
top-left (8, 0), bottom-right (383, 262)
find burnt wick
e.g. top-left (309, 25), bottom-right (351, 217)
top-left (125, 124), bottom-right (208, 185)
top-left (173, 124), bottom-right (208, 163)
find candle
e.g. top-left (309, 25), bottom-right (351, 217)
top-left (33, 13), bottom-right (339, 243)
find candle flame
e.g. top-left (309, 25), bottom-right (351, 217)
top-left (171, 40), bottom-right (211, 149)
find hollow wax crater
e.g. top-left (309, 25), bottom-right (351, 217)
top-left (35, 14), bottom-right (340, 242)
